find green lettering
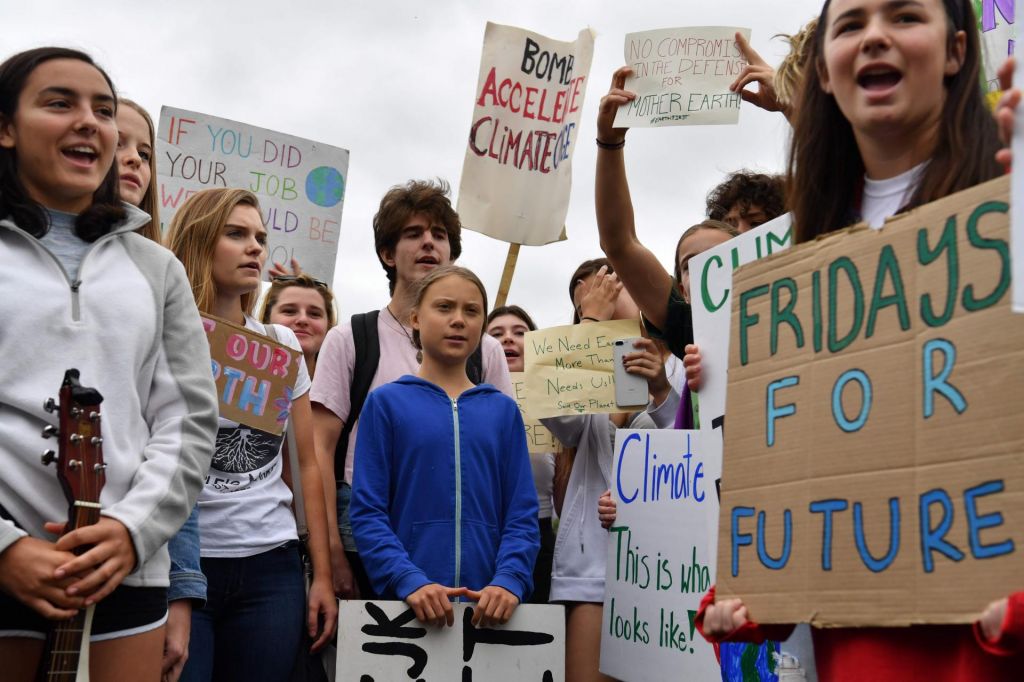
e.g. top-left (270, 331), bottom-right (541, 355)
top-left (812, 270), bottom-right (823, 352)
top-left (739, 284), bottom-right (770, 365)
top-left (770, 278), bottom-right (804, 355)
top-left (828, 257), bottom-right (864, 353)
top-left (700, 254), bottom-right (728, 312)
top-left (766, 226), bottom-right (792, 254)
top-left (963, 200), bottom-right (1010, 311)
top-left (917, 216), bottom-right (959, 327)
top-left (866, 244), bottom-right (910, 337)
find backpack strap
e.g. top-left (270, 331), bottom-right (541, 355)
top-left (335, 310), bottom-right (381, 486)
top-left (467, 342), bottom-right (484, 385)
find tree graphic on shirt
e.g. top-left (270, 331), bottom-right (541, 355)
top-left (213, 427), bottom-right (282, 474)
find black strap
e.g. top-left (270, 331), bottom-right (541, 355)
top-left (467, 342), bottom-right (483, 384)
top-left (336, 311), bottom-right (381, 485)
top-left (333, 309), bottom-right (486, 485)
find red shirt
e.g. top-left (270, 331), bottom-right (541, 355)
top-left (696, 586), bottom-right (1024, 681)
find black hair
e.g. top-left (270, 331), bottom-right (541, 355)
top-left (0, 47), bottom-right (126, 241)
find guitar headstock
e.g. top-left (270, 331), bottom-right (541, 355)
top-left (42, 369), bottom-right (106, 509)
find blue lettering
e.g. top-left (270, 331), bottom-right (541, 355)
top-left (756, 509), bottom-right (792, 570)
top-left (964, 480), bottom-right (1015, 560)
top-left (919, 489), bottom-right (965, 572)
top-left (853, 499), bottom-right (900, 572)
top-left (731, 506), bottom-right (755, 577)
top-left (766, 376), bottom-right (799, 447)
top-left (809, 499), bottom-right (848, 571)
top-left (832, 369), bottom-right (872, 432)
top-left (922, 339), bottom-right (967, 418)
top-left (616, 433), bottom-right (642, 504)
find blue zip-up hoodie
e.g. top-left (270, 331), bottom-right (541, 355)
top-left (350, 375), bottom-right (539, 602)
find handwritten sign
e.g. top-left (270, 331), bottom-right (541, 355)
top-left (523, 319), bottom-right (641, 418)
top-left (457, 22), bottom-right (595, 246)
top-left (201, 315), bottom-right (299, 435)
top-left (157, 106), bottom-right (349, 284)
top-left (691, 214), bottom-right (793, 433)
top-left (600, 429), bottom-right (718, 681)
top-left (613, 27), bottom-right (750, 128)
top-left (717, 176), bottom-right (1024, 626)
top-left (978, 0), bottom-right (1015, 98)
top-left (511, 372), bottom-right (561, 453)
top-left (337, 601), bottom-right (565, 681)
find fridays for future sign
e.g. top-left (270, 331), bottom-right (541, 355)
top-left (717, 176), bottom-right (1024, 627)
top-left (157, 106), bottom-right (349, 284)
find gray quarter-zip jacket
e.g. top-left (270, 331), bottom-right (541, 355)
top-left (0, 205), bottom-right (218, 587)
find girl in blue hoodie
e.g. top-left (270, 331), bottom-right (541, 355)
top-left (351, 265), bottom-right (539, 628)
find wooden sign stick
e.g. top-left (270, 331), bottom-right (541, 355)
top-left (494, 243), bottom-right (521, 309)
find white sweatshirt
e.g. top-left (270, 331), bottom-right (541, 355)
top-left (0, 205), bottom-right (218, 587)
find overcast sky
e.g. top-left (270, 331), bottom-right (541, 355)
top-left (6, 0), bottom-right (821, 329)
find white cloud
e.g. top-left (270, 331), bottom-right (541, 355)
top-left (5, 0), bottom-right (821, 328)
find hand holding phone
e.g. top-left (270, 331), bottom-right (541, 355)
top-left (613, 338), bottom-right (649, 407)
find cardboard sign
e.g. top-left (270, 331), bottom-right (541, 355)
top-left (613, 27), bottom-right (750, 128)
top-left (201, 315), bottom-right (300, 435)
top-left (1013, 30), bottom-right (1024, 313)
top-left (523, 319), bottom-right (641, 418)
top-left (717, 176), bottom-right (1024, 626)
top-left (511, 372), bottom-right (561, 453)
top-left (457, 22), bottom-right (595, 246)
top-left (157, 107), bottom-right (350, 284)
top-left (600, 429), bottom-right (718, 681)
top-left (979, 0), bottom-right (1015, 97)
top-left (337, 601), bottom-right (565, 681)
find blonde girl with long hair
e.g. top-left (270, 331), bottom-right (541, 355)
top-left (166, 188), bottom-right (337, 682)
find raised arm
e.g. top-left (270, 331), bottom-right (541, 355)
top-left (595, 66), bottom-right (676, 330)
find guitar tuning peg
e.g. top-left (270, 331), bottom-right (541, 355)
top-left (41, 425), bottom-right (58, 439)
top-left (41, 450), bottom-right (57, 466)
top-left (43, 398), bottom-right (57, 413)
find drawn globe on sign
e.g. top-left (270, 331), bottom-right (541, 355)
top-left (305, 166), bottom-right (345, 207)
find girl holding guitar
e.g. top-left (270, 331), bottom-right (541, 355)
top-left (0, 47), bottom-right (219, 681)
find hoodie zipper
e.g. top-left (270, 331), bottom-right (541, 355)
top-left (5, 224), bottom-right (128, 323)
top-left (451, 397), bottom-right (463, 597)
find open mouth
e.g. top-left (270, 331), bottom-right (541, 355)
top-left (62, 145), bottom-right (99, 166)
top-left (416, 256), bottom-right (439, 266)
top-left (504, 348), bottom-right (521, 359)
top-left (857, 66), bottom-right (902, 92)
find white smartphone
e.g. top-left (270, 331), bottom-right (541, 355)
top-left (613, 337), bottom-right (649, 408)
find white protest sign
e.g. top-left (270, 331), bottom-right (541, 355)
top-left (457, 22), bottom-right (595, 246)
top-left (337, 601), bottom-right (565, 681)
top-left (689, 214), bottom-right (793, 425)
top-left (157, 106), bottom-right (349, 284)
top-left (600, 429), bottom-right (717, 681)
top-left (613, 27), bottom-right (750, 128)
top-left (978, 0), bottom-right (1015, 96)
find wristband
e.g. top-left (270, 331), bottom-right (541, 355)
top-left (595, 138), bottom-right (625, 150)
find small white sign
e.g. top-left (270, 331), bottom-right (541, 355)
top-left (337, 600), bottom-right (565, 681)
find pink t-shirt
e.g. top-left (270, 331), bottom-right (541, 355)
top-left (309, 310), bottom-right (514, 484)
